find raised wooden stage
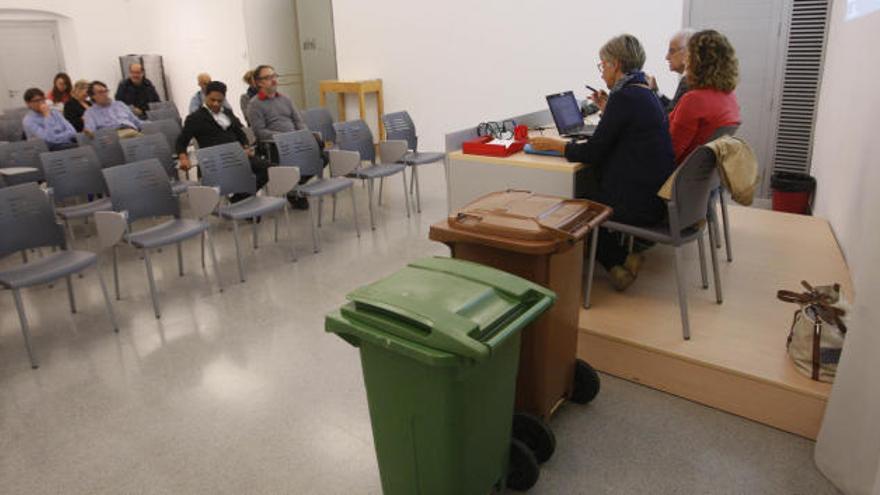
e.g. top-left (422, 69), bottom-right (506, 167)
top-left (577, 206), bottom-right (852, 439)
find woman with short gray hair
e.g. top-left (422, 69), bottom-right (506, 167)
top-left (529, 34), bottom-right (674, 291)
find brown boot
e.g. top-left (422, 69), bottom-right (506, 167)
top-left (608, 265), bottom-right (636, 291)
top-left (624, 253), bottom-right (644, 277)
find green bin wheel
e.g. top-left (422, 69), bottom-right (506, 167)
top-left (570, 358), bottom-right (601, 404)
top-left (512, 412), bottom-right (556, 463)
top-left (506, 438), bottom-right (540, 492)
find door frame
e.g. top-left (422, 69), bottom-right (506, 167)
top-left (0, 19), bottom-right (65, 109)
top-left (682, 0), bottom-right (793, 198)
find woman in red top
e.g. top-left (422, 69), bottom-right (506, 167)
top-left (47, 72), bottom-right (72, 106)
top-left (669, 29), bottom-right (741, 164)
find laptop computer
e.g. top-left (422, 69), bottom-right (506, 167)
top-left (546, 91), bottom-right (596, 139)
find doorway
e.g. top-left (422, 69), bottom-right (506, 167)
top-left (0, 21), bottom-right (64, 111)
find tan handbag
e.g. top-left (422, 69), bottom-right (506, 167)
top-left (777, 281), bottom-right (848, 383)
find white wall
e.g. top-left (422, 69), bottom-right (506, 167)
top-left (810, 1), bottom-right (880, 494)
top-left (331, 0), bottom-right (684, 150)
top-left (0, 0), bottom-right (253, 118)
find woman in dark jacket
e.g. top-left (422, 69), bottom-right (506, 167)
top-left (530, 34), bottom-right (675, 290)
top-left (63, 79), bottom-right (91, 133)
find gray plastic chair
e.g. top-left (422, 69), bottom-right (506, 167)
top-left (0, 138), bottom-right (48, 184)
top-left (197, 142), bottom-right (297, 282)
top-left (148, 101), bottom-right (176, 112)
top-left (146, 107), bottom-right (181, 125)
top-left (0, 182), bottom-right (118, 368)
top-left (1, 106), bottom-right (29, 121)
top-left (121, 133), bottom-right (196, 195)
top-left (101, 158), bottom-right (222, 318)
top-left (0, 117), bottom-right (25, 142)
top-left (591, 146), bottom-right (723, 340)
top-left (275, 129), bottom-right (360, 252)
top-left (77, 128), bottom-right (127, 168)
top-left (382, 111), bottom-right (446, 213)
top-left (707, 125), bottom-right (740, 262)
top-left (303, 107), bottom-right (336, 145)
top-left (333, 120), bottom-right (409, 230)
top-left (141, 118), bottom-right (183, 151)
top-left (40, 146), bottom-right (112, 240)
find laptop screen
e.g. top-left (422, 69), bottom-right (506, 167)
top-left (546, 91), bottom-right (584, 134)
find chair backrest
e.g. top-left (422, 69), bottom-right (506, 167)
top-left (146, 107), bottom-right (180, 123)
top-left (0, 182), bottom-right (65, 256)
top-left (0, 139), bottom-right (49, 178)
top-left (195, 142), bottom-right (256, 196)
top-left (333, 119), bottom-right (375, 164)
top-left (103, 158), bottom-right (179, 222)
top-left (120, 133), bottom-right (176, 179)
top-left (303, 107), bottom-right (336, 144)
top-left (274, 129), bottom-right (324, 178)
top-left (240, 94), bottom-right (252, 125)
top-left (89, 127), bottom-right (127, 168)
top-left (149, 101), bottom-right (176, 112)
top-left (2, 106), bottom-right (30, 121)
top-left (141, 118), bottom-right (182, 151)
top-left (40, 145), bottom-right (107, 201)
top-left (382, 111), bottom-right (417, 151)
top-left (670, 146), bottom-right (719, 231)
top-left (0, 118), bottom-right (24, 142)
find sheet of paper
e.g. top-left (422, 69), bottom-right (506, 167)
top-left (488, 138), bottom-right (516, 148)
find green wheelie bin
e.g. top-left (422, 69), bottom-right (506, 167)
top-left (326, 257), bottom-right (556, 494)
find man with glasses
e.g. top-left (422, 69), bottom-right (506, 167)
top-left (21, 88), bottom-right (77, 150)
top-left (246, 64), bottom-right (308, 141)
top-left (83, 81), bottom-right (143, 137)
top-left (115, 63), bottom-right (160, 118)
top-left (648, 28), bottom-right (696, 112)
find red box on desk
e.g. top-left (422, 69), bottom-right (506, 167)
top-left (462, 136), bottom-right (526, 157)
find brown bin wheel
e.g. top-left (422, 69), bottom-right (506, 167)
top-left (571, 359), bottom-right (601, 404)
top-left (512, 412), bottom-right (556, 463)
top-left (507, 438), bottom-right (540, 492)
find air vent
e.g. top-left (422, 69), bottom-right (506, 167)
top-left (772, 0), bottom-right (830, 175)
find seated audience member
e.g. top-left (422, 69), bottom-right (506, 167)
top-left (669, 29), bottom-right (741, 164)
top-left (240, 69), bottom-right (257, 123)
top-left (529, 34), bottom-right (675, 291)
top-left (83, 81), bottom-right (143, 136)
top-left (64, 79), bottom-right (91, 133)
top-left (647, 29), bottom-right (695, 112)
top-left (176, 81), bottom-right (279, 204)
top-left (115, 63), bottom-right (160, 118)
top-left (47, 72), bottom-right (72, 108)
top-left (189, 73), bottom-right (232, 115)
top-left (246, 64), bottom-right (309, 142)
top-left (21, 88), bottom-right (77, 151)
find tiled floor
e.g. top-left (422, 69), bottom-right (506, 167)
top-left (0, 163), bottom-right (839, 494)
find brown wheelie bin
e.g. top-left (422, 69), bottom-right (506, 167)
top-left (429, 190), bottom-right (612, 463)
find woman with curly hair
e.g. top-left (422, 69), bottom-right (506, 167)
top-left (47, 72), bottom-right (72, 107)
top-left (669, 29), bottom-right (741, 164)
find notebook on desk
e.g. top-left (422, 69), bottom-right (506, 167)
top-left (546, 90), bottom-right (596, 139)
top-left (523, 143), bottom-right (563, 156)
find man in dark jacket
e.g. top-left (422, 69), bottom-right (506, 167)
top-left (115, 63), bottom-right (160, 118)
top-left (175, 80), bottom-right (273, 202)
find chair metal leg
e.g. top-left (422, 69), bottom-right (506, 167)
top-left (318, 197), bottom-right (323, 228)
top-left (283, 205), bottom-right (297, 262)
top-left (252, 217), bottom-right (259, 249)
top-left (65, 275), bottom-right (77, 314)
top-left (707, 215), bottom-right (723, 304)
top-left (401, 171), bottom-right (411, 218)
top-left (712, 200), bottom-right (722, 250)
top-left (349, 187), bottom-right (361, 238)
top-left (697, 233), bottom-right (709, 289)
top-left (205, 229), bottom-right (224, 293)
top-left (583, 227), bottom-right (599, 309)
top-left (21, 250), bottom-right (28, 263)
top-left (332, 193), bottom-right (337, 222)
top-left (672, 246), bottom-right (691, 340)
top-left (112, 245), bottom-right (120, 300)
top-left (231, 220), bottom-right (246, 283)
top-left (66, 218), bottom-right (76, 242)
top-left (95, 266), bottom-right (119, 332)
top-left (366, 179), bottom-right (376, 230)
top-left (627, 235), bottom-right (634, 254)
top-left (413, 165), bottom-right (422, 213)
top-left (12, 289), bottom-right (39, 369)
top-left (200, 232), bottom-right (206, 269)
top-left (720, 192), bottom-right (733, 262)
top-left (410, 167), bottom-right (415, 194)
top-left (142, 249), bottom-right (161, 319)
top-left (274, 215), bottom-right (279, 243)
top-left (378, 177), bottom-right (384, 206)
top-left (309, 198), bottom-right (321, 253)
top-left (177, 241), bottom-right (184, 276)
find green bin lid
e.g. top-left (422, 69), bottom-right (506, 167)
top-left (326, 257), bottom-right (555, 365)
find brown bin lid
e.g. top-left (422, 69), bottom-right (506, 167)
top-left (430, 190), bottom-right (612, 254)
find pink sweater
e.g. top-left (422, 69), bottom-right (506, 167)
top-left (669, 89), bottom-right (740, 164)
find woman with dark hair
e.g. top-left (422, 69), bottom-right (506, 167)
top-left (529, 34), bottom-right (675, 290)
top-left (47, 72), bottom-right (72, 106)
top-left (669, 29), bottom-right (741, 164)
